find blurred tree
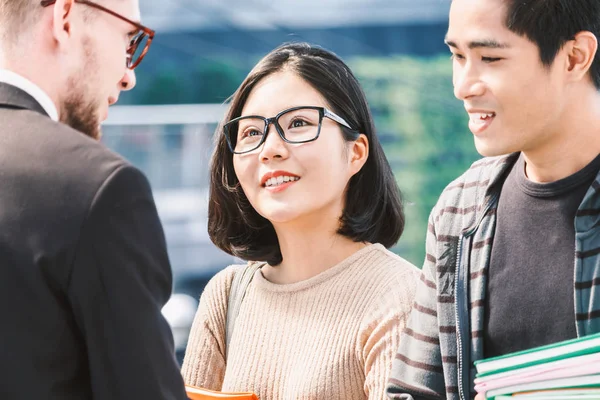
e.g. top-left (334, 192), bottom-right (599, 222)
top-left (139, 65), bottom-right (192, 104)
top-left (138, 60), bottom-right (246, 105)
top-left (189, 61), bottom-right (245, 104)
top-left (350, 55), bottom-right (480, 266)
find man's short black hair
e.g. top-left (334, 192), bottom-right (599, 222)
top-left (504, 0), bottom-right (600, 89)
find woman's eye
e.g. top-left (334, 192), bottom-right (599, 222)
top-left (290, 119), bottom-right (309, 128)
top-left (241, 129), bottom-right (262, 139)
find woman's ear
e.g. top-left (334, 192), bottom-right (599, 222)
top-left (349, 134), bottom-right (369, 176)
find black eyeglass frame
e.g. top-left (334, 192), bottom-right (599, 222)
top-left (40, 0), bottom-right (155, 70)
top-left (224, 106), bottom-right (359, 154)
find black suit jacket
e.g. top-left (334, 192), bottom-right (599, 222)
top-left (0, 83), bottom-right (187, 399)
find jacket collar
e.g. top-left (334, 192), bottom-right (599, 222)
top-left (484, 152), bottom-right (520, 198)
top-left (0, 81), bottom-right (52, 119)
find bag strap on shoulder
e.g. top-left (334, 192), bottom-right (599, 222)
top-left (225, 262), bottom-right (264, 359)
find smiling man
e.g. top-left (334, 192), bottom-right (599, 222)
top-left (0, 0), bottom-right (187, 399)
top-left (386, 0), bottom-right (600, 399)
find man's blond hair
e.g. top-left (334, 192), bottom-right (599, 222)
top-left (0, 0), bottom-right (41, 45)
top-left (0, 0), bottom-right (115, 48)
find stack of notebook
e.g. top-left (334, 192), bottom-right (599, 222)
top-left (474, 333), bottom-right (600, 399)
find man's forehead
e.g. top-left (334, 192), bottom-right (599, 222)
top-left (446, 0), bottom-right (513, 48)
top-left (449, 0), bottom-right (508, 29)
top-left (445, 27), bottom-right (513, 46)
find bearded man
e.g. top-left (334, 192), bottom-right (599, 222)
top-left (0, 1), bottom-right (188, 399)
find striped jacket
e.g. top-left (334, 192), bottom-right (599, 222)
top-left (386, 153), bottom-right (600, 400)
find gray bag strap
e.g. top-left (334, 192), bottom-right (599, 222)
top-left (225, 262), bottom-right (264, 359)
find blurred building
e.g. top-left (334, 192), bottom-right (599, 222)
top-left (142, 0), bottom-right (450, 32)
top-left (136, 0), bottom-right (451, 74)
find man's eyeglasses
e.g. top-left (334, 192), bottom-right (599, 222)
top-left (224, 106), bottom-right (359, 154)
top-left (40, 0), bottom-right (154, 69)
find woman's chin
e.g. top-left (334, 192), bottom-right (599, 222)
top-left (259, 211), bottom-right (298, 225)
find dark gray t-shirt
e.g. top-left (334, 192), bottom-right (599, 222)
top-left (484, 153), bottom-right (600, 358)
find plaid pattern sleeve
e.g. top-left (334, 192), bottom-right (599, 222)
top-left (575, 178), bottom-right (600, 335)
top-left (386, 208), bottom-right (447, 400)
top-left (386, 155), bottom-right (514, 400)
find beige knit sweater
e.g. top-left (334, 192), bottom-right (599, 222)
top-left (181, 244), bottom-right (419, 400)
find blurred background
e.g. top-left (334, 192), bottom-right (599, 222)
top-left (101, 0), bottom-right (481, 362)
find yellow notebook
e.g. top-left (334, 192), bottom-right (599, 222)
top-left (185, 385), bottom-right (259, 400)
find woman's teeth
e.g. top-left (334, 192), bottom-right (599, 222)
top-left (265, 176), bottom-right (300, 187)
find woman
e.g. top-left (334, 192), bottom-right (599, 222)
top-left (182, 42), bottom-right (419, 400)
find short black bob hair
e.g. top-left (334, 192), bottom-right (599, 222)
top-left (208, 42), bottom-right (404, 265)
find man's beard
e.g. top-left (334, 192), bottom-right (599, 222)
top-left (61, 95), bottom-right (101, 140)
top-left (60, 37), bottom-right (102, 140)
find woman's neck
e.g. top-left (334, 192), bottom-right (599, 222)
top-left (261, 221), bottom-right (368, 285)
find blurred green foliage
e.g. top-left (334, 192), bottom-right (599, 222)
top-left (129, 60), bottom-right (248, 105)
top-left (349, 55), bottom-right (480, 266)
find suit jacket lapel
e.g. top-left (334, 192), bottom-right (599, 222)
top-left (0, 82), bottom-right (49, 117)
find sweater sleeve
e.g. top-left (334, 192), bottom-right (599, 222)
top-left (359, 262), bottom-right (420, 400)
top-left (181, 265), bottom-right (239, 390)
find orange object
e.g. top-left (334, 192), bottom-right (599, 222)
top-left (185, 385), bottom-right (259, 400)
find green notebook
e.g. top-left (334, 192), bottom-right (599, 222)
top-left (475, 332), bottom-right (600, 377)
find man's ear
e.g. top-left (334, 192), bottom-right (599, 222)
top-left (51, 0), bottom-right (75, 45)
top-left (564, 31), bottom-right (598, 84)
top-left (349, 134), bottom-right (369, 176)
